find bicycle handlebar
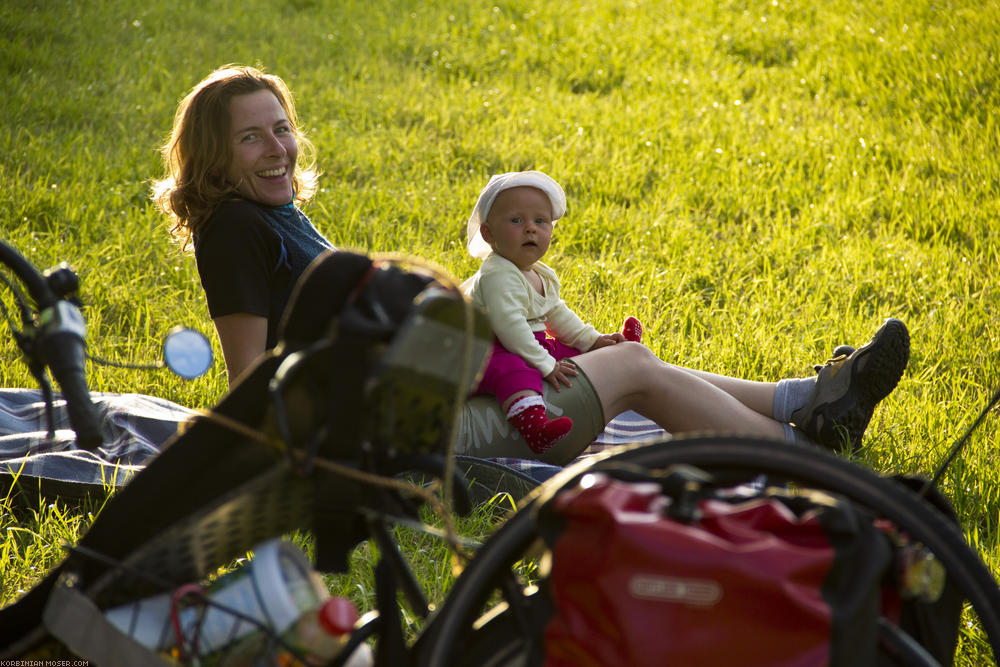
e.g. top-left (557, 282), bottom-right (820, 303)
top-left (1, 241), bottom-right (103, 450)
top-left (38, 301), bottom-right (103, 449)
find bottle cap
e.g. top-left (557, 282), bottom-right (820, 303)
top-left (317, 596), bottom-right (359, 636)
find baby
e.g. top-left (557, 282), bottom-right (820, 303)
top-left (462, 171), bottom-right (642, 453)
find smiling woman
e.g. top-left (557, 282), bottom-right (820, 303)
top-left (225, 90), bottom-right (299, 207)
top-left (152, 65), bottom-right (333, 384)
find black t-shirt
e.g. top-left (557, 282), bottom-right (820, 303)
top-left (194, 199), bottom-right (333, 348)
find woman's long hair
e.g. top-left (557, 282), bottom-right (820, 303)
top-left (152, 65), bottom-right (318, 247)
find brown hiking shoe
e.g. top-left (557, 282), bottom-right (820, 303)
top-left (792, 318), bottom-right (910, 453)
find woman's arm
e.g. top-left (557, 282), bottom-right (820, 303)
top-left (213, 312), bottom-right (268, 385)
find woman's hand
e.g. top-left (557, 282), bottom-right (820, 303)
top-left (544, 359), bottom-right (579, 391)
top-left (589, 333), bottom-right (626, 350)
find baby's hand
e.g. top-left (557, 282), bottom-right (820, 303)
top-left (589, 333), bottom-right (626, 350)
top-left (544, 359), bottom-right (578, 391)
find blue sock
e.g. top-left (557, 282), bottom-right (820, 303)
top-left (773, 377), bottom-right (816, 423)
top-left (782, 422), bottom-right (816, 445)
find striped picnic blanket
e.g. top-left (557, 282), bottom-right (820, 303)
top-left (0, 389), bottom-right (193, 491)
top-left (0, 389), bottom-right (664, 495)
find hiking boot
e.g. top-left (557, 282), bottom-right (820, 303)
top-left (813, 345), bottom-right (857, 373)
top-left (792, 318), bottom-right (909, 453)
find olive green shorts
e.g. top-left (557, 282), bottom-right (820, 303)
top-left (455, 365), bottom-right (606, 466)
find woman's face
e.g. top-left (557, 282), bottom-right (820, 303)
top-left (225, 89), bottom-right (298, 206)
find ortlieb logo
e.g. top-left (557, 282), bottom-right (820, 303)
top-left (628, 575), bottom-right (722, 607)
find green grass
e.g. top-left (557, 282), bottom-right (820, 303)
top-left (2, 0), bottom-right (999, 662)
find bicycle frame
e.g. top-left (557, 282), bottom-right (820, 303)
top-left (2, 243), bottom-right (998, 667)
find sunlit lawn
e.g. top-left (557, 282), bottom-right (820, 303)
top-left (2, 0), bottom-right (998, 662)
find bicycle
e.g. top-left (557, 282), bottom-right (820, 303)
top-left (0, 241), bottom-right (997, 666)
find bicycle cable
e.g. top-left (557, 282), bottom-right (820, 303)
top-left (920, 384), bottom-right (1000, 498)
top-left (86, 353), bottom-right (164, 371)
top-left (0, 268), bottom-right (33, 328)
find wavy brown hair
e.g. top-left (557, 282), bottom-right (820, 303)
top-left (152, 65), bottom-right (318, 247)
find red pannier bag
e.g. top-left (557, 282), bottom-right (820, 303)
top-left (534, 470), bottom-right (934, 667)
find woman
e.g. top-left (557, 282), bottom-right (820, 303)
top-left (153, 64), bottom-right (332, 385)
top-left (154, 64), bottom-right (910, 463)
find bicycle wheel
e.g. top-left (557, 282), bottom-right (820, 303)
top-left (418, 435), bottom-right (1000, 667)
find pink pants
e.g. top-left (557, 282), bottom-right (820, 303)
top-left (475, 332), bottom-right (581, 407)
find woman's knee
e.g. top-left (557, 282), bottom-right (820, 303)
top-left (608, 340), bottom-right (661, 371)
top-left (574, 342), bottom-right (664, 403)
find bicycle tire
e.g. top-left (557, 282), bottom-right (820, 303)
top-left (419, 435), bottom-right (1000, 666)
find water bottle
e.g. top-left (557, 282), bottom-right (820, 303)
top-left (104, 539), bottom-right (328, 656)
top-left (217, 596), bottom-right (374, 667)
top-left (284, 596), bottom-right (359, 664)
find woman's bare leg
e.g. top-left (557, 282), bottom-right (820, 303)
top-left (572, 342), bottom-right (786, 439)
top-left (677, 368), bottom-right (779, 418)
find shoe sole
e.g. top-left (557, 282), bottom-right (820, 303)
top-left (799, 318), bottom-right (909, 453)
